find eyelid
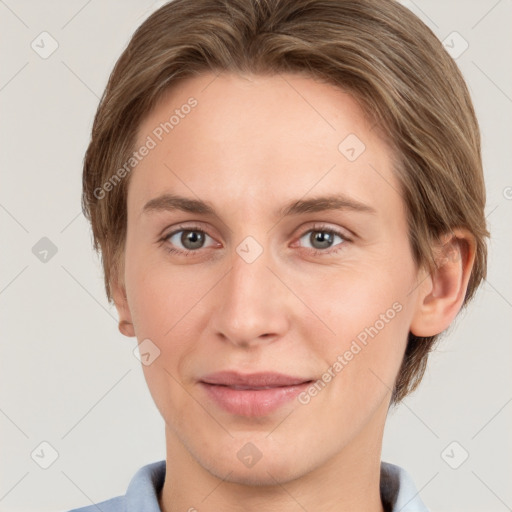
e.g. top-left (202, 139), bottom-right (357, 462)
top-left (161, 223), bottom-right (222, 253)
top-left (295, 222), bottom-right (353, 241)
top-left (289, 223), bottom-right (352, 256)
top-left (162, 222), bottom-right (220, 241)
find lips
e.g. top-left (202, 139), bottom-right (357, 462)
top-left (200, 371), bottom-right (312, 388)
top-left (199, 371), bottom-right (313, 417)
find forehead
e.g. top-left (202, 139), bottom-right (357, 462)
top-left (129, 72), bottom-right (401, 219)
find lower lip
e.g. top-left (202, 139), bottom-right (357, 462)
top-left (200, 382), bottom-right (311, 417)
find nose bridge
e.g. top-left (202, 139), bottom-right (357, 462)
top-left (210, 239), bottom-right (289, 346)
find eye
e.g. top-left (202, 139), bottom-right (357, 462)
top-left (297, 226), bottom-right (348, 254)
top-left (164, 227), bottom-right (218, 254)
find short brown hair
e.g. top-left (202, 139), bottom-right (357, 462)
top-left (82, 0), bottom-right (489, 405)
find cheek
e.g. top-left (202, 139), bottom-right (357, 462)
top-left (312, 292), bottom-right (408, 381)
top-left (129, 257), bottom-right (203, 423)
top-left (124, 245), bottom-right (215, 387)
top-left (300, 255), bottom-right (416, 394)
top-left (124, 239), bottom-right (196, 338)
top-left (294, 296), bottom-right (409, 437)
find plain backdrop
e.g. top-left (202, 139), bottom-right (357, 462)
top-left (0, 1), bottom-right (511, 511)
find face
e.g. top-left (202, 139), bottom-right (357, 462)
top-left (116, 72), bottom-right (425, 485)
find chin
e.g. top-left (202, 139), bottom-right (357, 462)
top-left (194, 434), bottom-right (314, 486)
top-left (204, 455), bottom-right (305, 487)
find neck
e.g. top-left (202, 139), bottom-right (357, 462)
top-left (159, 400), bottom-right (389, 512)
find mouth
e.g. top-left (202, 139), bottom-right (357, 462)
top-left (199, 371), bottom-right (314, 417)
top-left (201, 370), bottom-right (313, 387)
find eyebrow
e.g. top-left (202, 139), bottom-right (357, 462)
top-left (141, 193), bottom-right (376, 218)
top-left (142, 194), bottom-right (216, 216)
top-left (278, 194), bottom-right (376, 216)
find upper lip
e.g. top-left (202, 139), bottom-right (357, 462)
top-left (200, 371), bottom-right (312, 388)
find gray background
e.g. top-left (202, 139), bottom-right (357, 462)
top-left (0, 1), bottom-right (511, 511)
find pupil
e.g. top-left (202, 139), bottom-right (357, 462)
top-left (311, 231), bottom-right (333, 249)
top-left (182, 230), bottom-right (204, 249)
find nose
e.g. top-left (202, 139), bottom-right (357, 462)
top-left (209, 242), bottom-right (291, 348)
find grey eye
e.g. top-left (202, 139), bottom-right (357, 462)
top-left (299, 230), bottom-right (344, 250)
top-left (168, 229), bottom-right (213, 250)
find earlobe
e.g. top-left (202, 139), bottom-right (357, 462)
top-left (410, 229), bottom-right (476, 338)
top-left (118, 320), bottom-right (135, 337)
top-left (111, 277), bottom-right (135, 338)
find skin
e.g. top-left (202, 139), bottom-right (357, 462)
top-left (112, 72), bottom-right (475, 512)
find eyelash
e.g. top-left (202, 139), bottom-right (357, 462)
top-left (161, 223), bottom-right (351, 257)
top-left (162, 226), bottom-right (212, 257)
top-left (299, 225), bottom-right (350, 256)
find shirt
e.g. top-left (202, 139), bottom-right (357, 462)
top-left (67, 460), bottom-right (430, 512)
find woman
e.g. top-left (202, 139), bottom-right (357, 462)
top-left (70, 0), bottom-right (488, 510)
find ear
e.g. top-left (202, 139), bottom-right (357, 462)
top-left (111, 274), bottom-right (135, 338)
top-left (410, 228), bottom-right (476, 337)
